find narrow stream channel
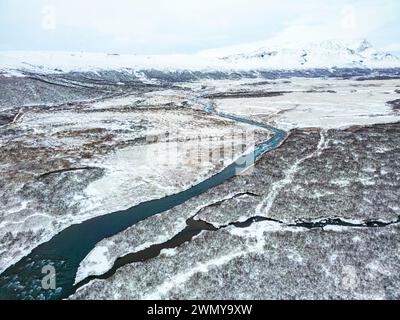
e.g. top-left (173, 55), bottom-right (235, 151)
top-left (0, 99), bottom-right (287, 300)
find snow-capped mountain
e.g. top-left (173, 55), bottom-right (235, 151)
top-left (201, 38), bottom-right (400, 69)
top-left (0, 38), bottom-right (399, 76)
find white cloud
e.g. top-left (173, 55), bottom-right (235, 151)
top-left (383, 43), bottom-right (400, 54)
top-left (254, 0), bottom-right (399, 48)
top-left (1, 0), bottom-right (399, 53)
top-left (341, 5), bottom-right (357, 30)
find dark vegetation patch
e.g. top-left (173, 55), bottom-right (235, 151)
top-left (387, 99), bottom-right (400, 111)
top-left (356, 75), bottom-right (400, 81)
top-left (305, 89), bottom-right (337, 93)
top-left (0, 114), bottom-right (15, 126)
top-left (204, 91), bottom-right (291, 99)
top-left (55, 128), bottom-right (107, 138)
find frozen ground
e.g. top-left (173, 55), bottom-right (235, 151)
top-left (1, 66), bottom-right (400, 300)
top-left (72, 78), bottom-right (400, 298)
top-left (72, 222), bottom-right (400, 300)
top-left (71, 123), bottom-right (400, 299)
top-left (201, 78), bottom-right (400, 130)
top-left (0, 77), bottom-right (269, 274)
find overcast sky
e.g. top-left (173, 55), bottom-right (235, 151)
top-left (1, 0), bottom-right (399, 55)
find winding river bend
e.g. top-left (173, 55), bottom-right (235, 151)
top-left (0, 100), bottom-right (287, 300)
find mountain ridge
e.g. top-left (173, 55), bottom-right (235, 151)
top-left (202, 38), bottom-right (400, 69)
top-left (1, 38), bottom-right (399, 75)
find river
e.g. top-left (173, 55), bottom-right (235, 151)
top-left (0, 99), bottom-right (287, 300)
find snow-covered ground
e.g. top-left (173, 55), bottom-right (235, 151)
top-left (71, 122), bottom-right (400, 300)
top-left (73, 77), bottom-right (400, 289)
top-left (210, 78), bottom-right (400, 130)
top-left (0, 89), bottom-right (269, 275)
top-left (1, 40), bottom-right (400, 299)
